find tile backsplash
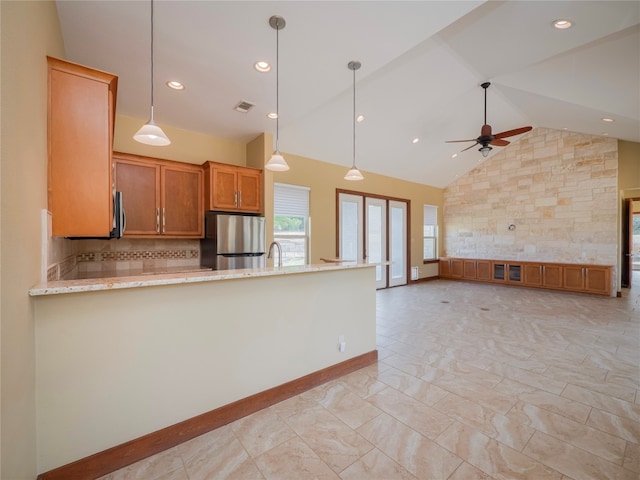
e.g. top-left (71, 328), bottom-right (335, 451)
top-left (46, 238), bottom-right (201, 281)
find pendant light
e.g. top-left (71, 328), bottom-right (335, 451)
top-left (344, 61), bottom-right (364, 181)
top-left (134, 0), bottom-right (171, 146)
top-left (265, 15), bottom-right (289, 172)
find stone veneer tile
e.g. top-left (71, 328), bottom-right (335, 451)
top-left (443, 128), bottom-right (617, 273)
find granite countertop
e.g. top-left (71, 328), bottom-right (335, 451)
top-left (29, 261), bottom-right (374, 297)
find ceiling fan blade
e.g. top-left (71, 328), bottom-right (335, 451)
top-left (460, 142), bottom-right (479, 153)
top-left (494, 126), bottom-right (532, 139)
top-left (446, 139), bottom-right (477, 143)
top-left (490, 139), bottom-right (510, 147)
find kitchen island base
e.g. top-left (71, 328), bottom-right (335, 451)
top-left (33, 264), bottom-right (376, 476)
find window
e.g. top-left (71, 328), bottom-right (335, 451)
top-left (423, 205), bottom-right (438, 261)
top-left (274, 183), bottom-right (310, 266)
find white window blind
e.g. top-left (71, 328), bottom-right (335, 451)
top-left (274, 183), bottom-right (309, 217)
top-left (274, 183), bottom-right (310, 267)
top-left (423, 205), bottom-right (437, 225)
top-left (423, 204), bottom-right (438, 260)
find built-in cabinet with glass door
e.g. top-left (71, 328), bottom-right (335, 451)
top-left (439, 257), bottom-right (611, 296)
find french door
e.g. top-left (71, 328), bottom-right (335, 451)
top-left (338, 191), bottom-right (408, 289)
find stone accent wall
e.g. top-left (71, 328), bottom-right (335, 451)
top-left (443, 128), bottom-right (618, 272)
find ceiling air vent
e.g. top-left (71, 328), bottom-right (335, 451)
top-left (233, 100), bottom-right (255, 113)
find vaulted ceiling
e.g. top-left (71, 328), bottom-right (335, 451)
top-left (56, 1), bottom-right (640, 188)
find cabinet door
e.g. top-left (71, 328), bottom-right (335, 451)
top-left (542, 264), bottom-right (563, 289)
top-left (115, 159), bottom-right (160, 235)
top-left (211, 166), bottom-right (238, 210)
top-left (523, 264), bottom-right (542, 286)
top-left (585, 267), bottom-right (610, 295)
top-left (564, 266), bottom-right (585, 291)
top-left (162, 164), bottom-right (203, 237)
top-left (477, 260), bottom-right (492, 281)
top-left (450, 259), bottom-right (463, 278)
top-left (48, 57), bottom-right (117, 237)
top-left (493, 262), bottom-right (507, 282)
top-left (507, 264), bottom-right (523, 283)
top-left (439, 259), bottom-right (450, 277)
top-left (237, 169), bottom-right (262, 212)
top-left (463, 260), bottom-right (477, 279)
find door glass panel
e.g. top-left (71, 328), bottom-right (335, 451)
top-left (389, 200), bottom-right (407, 287)
top-left (366, 197), bottom-right (387, 288)
top-left (339, 194), bottom-right (363, 261)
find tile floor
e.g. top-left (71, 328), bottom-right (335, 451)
top-left (100, 275), bottom-right (639, 480)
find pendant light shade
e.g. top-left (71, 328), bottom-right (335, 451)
top-left (265, 15), bottom-right (289, 172)
top-left (345, 61), bottom-right (363, 181)
top-left (134, 0), bottom-right (170, 146)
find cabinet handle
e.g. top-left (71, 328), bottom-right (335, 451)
top-left (234, 191), bottom-right (238, 207)
top-left (156, 208), bottom-right (160, 233)
top-left (239, 191), bottom-right (242, 207)
top-left (162, 208), bottom-right (166, 234)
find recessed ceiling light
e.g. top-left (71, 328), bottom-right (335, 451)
top-left (451, 153), bottom-right (458, 159)
top-left (166, 80), bottom-right (185, 90)
top-left (254, 61), bottom-right (271, 73)
top-left (356, 114), bottom-right (365, 123)
top-left (553, 19), bottom-right (573, 29)
top-left (602, 117), bottom-right (614, 122)
top-left (412, 138), bottom-right (420, 144)
top-left (602, 132), bottom-right (609, 136)
top-left (267, 112), bottom-right (278, 119)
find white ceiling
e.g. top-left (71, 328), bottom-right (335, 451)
top-left (56, 1), bottom-right (640, 188)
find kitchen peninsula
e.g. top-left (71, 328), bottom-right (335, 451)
top-left (30, 263), bottom-right (377, 477)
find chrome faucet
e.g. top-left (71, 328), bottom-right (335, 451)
top-left (267, 241), bottom-right (283, 268)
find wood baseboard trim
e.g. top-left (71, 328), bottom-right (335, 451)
top-left (411, 275), bottom-right (440, 284)
top-left (37, 350), bottom-right (378, 480)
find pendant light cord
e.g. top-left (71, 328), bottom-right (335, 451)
top-left (150, 0), bottom-right (155, 115)
top-left (275, 19), bottom-right (280, 152)
top-left (352, 65), bottom-right (356, 168)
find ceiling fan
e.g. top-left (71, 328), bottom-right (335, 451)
top-left (446, 82), bottom-right (532, 157)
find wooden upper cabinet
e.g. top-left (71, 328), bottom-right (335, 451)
top-left (203, 161), bottom-right (262, 213)
top-left (162, 164), bottom-right (203, 236)
top-left (114, 152), bottom-right (203, 238)
top-left (114, 158), bottom-right (160, 235)
top-left (47, 56), bottom-right (118, 237)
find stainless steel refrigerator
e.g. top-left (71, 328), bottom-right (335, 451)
top-left (201, 212), bottom-right (266, 270)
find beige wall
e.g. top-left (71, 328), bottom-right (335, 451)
top-left (114, 113), bottom-right (246, 166)
top-left (1, 1), bottom-right (65, 478)
top-left (269, 150), bottom-right (444, 279)
top-left (34, 267), bottom-right (376, 472)
top-left (443, 128), bottom-right (618, 291)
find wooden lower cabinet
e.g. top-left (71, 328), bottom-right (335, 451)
top-left (463, 259), bottom-right (477, 279)
top-left (476, 260), bottom-right (492, 281)
top-left (439, 258), bottom-right (463, 278)
top-left (439, 257), bottom-right (611, 296)
top-left (542, 264), bottom-right (563, 289)
top-left (523, 264), bottom-right (543, 287)
top-left (439, 259), bottom-right (450, 277)
top-left (564, 265), bottom-right (611, 295)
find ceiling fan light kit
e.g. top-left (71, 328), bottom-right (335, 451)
top-left (134, 0), bottom-right (171, 146)
top-left (265, 15), bottom-right (290, 172)
top-left (446, 81), bottom-right (532, 158)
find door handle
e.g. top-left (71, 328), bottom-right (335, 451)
top-left (162, 208), bottom-right (166, 234)
top-left (156, 208), bottom-right (160, 233)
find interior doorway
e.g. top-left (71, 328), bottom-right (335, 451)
top-left (622, 198), bottom-right (640, 289)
